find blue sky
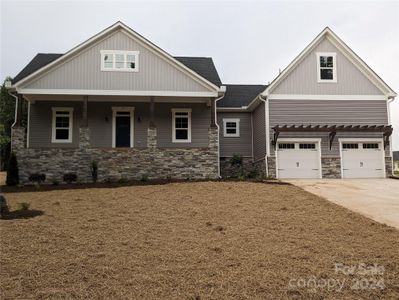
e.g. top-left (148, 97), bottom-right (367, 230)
top-left (1, 0), bottom-right (398, 149)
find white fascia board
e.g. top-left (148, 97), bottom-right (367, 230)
top-left (16, 88), bottom-right (218, 97)
top-left (216, 107), bottom-right (248, 112)
top-left (268, 94), bottom-right (388, 101)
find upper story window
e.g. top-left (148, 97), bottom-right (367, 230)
top-left (51, 107), bottom-right (73, 143)
top-left (317, 52), bottom-right (337, 83)
top-left (100, 50), bottom-right (139, 72)
top-left (223, 118), bottom-right (240, 137)
top-left (172, 109), bottom-right (191, 143)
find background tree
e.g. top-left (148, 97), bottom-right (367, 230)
top-left (0, 77), bottom-right (27, 171)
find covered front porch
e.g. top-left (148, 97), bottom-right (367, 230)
top-left (11, 94), bottom-right (219, 183)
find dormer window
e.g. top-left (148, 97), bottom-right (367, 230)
top-left (317, 52), bottom-right (336, 83)
top-left (101, 50), bottom-right (139, 72)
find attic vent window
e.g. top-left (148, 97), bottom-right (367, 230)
top-left (317, 52), bottom-right (336, 83)
top-left (101, 50), bottom-right (139, 72)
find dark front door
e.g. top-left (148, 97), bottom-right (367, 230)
top-left (115, 116), bottom-right (131, 147)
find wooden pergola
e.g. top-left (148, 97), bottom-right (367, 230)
top-left (272, 124), bottom-right (393, 149)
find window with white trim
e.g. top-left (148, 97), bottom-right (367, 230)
top-left (172, 109), bottom-right (191, 143)
top-left (317, 52), bottom-right (337, 82)
top-left (101, 50), bottom-right (139, 72)
top-left (223, 118), bottom-right (240, 137)
top-left (52, 107), bottom-right (73, 143)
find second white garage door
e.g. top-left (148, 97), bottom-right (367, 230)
top-left (341, 140), bottom-right (385, 178)
top-left (277, 140), bottom-right (321, 179)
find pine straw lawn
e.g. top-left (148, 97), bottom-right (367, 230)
top-left (1, 181), bottom-right (398, 299)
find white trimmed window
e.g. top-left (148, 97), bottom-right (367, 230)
top-left (101, 50), bottom-right (139, 72)
top-left (317, 52), bottom-right (337, 82)
top-left (172, 109), bottom-right (191, 143)
top-left (223, 118), bottom-right (240, 137)
top-left (51, 107), bottom-right (73, 143)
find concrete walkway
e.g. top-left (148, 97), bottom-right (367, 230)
top-left (285, 179), bottom-right (399, 229)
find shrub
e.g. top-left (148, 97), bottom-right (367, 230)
top-left (90, 161), bottom-right (98, 183)
top-left (52, 179), bottom-right (59, 186)
top-left (17, 202), bottom-right (30, 211)
top-left (140, 174), bottom-right (149, 182)
top-left (229, 154), bottom-right (243, 167)
top-left (6, 152), bottom-right (19, 186)
top-left (63, 173), bottom-right (77, 184)
top-left (0, 195), bottom-right (9, 216)
top-left (29, 173), bottom-right (46, 184)
top-left (118, 177), bottom-right (128, 184)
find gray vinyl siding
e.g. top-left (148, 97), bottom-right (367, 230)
top-left (217, 112), bottom-right (252, 157)
top-left (28, 101), bottom-right (211, 148)
top-left (269, 99), bottom-right (389, 157)
top-left (272, 37), bottom-right (383, 95)
top-left (29, 101), bottom-right (81, 148)
top-left (252, 102), bottom-right (266, 161)
top-left (23, 30), bottom-right (211, 93)
top-left (269, 100), bottom-right (388, 126)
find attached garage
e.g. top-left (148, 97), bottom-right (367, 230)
top-left (340, 139), bottom-right (385, 178)
top-left (276, 139), bottom-right (321, 179)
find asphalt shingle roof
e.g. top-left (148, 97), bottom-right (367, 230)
top-left (12, 54), bottom-right (222, 87)
top-left (217, 84), bottom-right (267, 107)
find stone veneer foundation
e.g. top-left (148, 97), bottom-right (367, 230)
top-left (11, 126), bottom-right (219, 184)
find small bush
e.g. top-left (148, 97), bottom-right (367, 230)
top-left (140, 174), bottom-right (149, 182)
top-left (29, 173), bottom-right (46, 184)
top-left (0, 195), bottom-right (9, 215)
top-left (230, 154), bottom-right (243, 167)
top-left (63, 173), bottom-right (77, 184)
top-left (6, 152), bottom-right (19, 186)
top-left (17, 202), bottom-right (30, 211)
top-left (90, 161), bottom-right (98, 183)
top-left (52, 179), bottom-right (59, 186)
top-left (118, 177), bottom-right (128, 184)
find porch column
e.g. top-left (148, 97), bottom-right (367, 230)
top-left (210, 98), bottom-right (217, 128)
top-left (147, 96), bottom-right (157, 148)
top-left (79, 96), bottom-right (90, 148)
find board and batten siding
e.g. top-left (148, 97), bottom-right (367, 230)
top-left (271, 37), bottom-right (383, 95)
top-left (269, 99), bottom-right (389, 156)
top-left (252, 102), bottom-right (266, 161)
top-left (23, 30), bottom-right (211, 93)
top-left (217, 112), bottom-right (252, 157)
top-left (28, 101), bottom-right (211, 148)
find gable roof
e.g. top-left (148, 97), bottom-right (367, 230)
top-left (261, 27), bottom-right (397, 98)
top-left (217, 84), bottom-right (267, 107)
top-left (12, 53), bottom-right (222, 87)
top-left (12, 21), bottom-right (222, 92)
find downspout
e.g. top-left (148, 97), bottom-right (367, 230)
top-left (214, 88), bottom-right (226, 178)
top-left (8, 90), bottom-right (19, 127)
top-left (258, 94), bottom-right (269, 177)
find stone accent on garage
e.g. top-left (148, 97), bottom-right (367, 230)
top-left (266, 156), bottom-right (276, 179)
top-left (385, 156), bottom-right (393, 177)
top-left (11, 126), bottom-right (219, 184)
top-left (321, 157), bottom-right (341, 179)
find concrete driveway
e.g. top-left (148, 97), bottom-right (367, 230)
top-left (285, 179), bottom-right (399, 229)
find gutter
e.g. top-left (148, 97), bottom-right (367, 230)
top-left (8, 90), bottom-right (19, 128)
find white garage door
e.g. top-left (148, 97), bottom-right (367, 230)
top-left (341, 141), bottom-right (385, 178)
top-left (277, 141), bottom-right (321, 179)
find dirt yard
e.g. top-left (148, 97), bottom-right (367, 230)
top-left (1, 181), bottom-right (398, 299)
